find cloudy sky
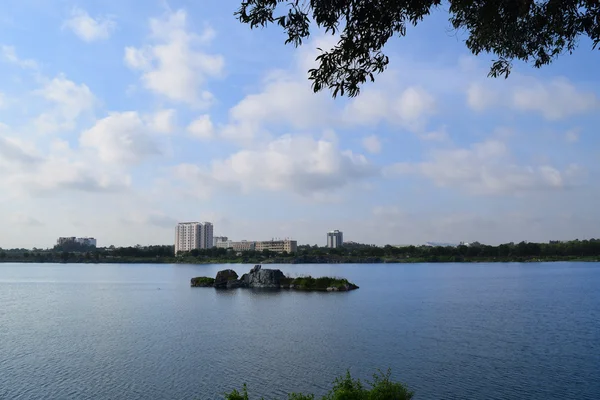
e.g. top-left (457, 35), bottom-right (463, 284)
top-left (1, 0), bottom-right (599, 249)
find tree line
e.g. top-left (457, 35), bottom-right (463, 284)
top-left (2, 240), bottom-right (600, 263)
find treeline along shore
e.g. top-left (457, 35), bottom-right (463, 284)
top-left (1, 239), bottom-right (600, 264)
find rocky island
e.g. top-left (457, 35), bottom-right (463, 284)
top-left (191, 265), bottom-right (359, 292)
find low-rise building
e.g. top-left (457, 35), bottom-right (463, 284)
top-left (215, 240), bottom-right (256, 252)
top-left (256, 239), bottom-right (297, 254)
top-left (213, 236), bottom-right (228, 247)
top-left (76, 237), bottom-right (97, 247)
top-left (215, 238), bottom-right (297, 253)
top-left (57, 237), bottom-right (97, 247)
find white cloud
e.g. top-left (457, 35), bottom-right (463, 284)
top-left (11, 213), bottom-right (44, 227)
top-left (122, 210), bottom-right (177, 228)
top-left (466, 76), bottom-right (599, 120)
top-left (33, 75), bottom-right (96, 134)
top-left (124, 9), bottom-right (224, 106)
top-left (384, 139), bottom-right (581, 195)
top-left (0, 136), bottom-right (41, 171)
top-left (0, 134), bottom-right (130, 196)
top-left (1, 45), bottom-right (38, 69)
top-left (174, 133), bottom-right (377, 196)
top-left (362, 135), bottom-right (382, 154)
top-left (80, 111), bottom-right (162, 164)
top-left (418, 128), bottom-right (449, 142)
top-left (187, 114), bottom-right (214, 139)
top-left (466, 83), bottom-right (498, 112)
top-left (222, 77), bottom-right (334, 142)
top-left (147, 109), bottom-right (176, 134)
top-left (565, 129), bottom-right (580, 143)
top-left (63, 7), bottom-right (116, 42)
top-left (512, 78), bottom-right (599, 120)
top-left (343, 86), bottom-right (435, 132)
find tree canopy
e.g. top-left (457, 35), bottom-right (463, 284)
top-left (236, 0), bottom-right (600, 97)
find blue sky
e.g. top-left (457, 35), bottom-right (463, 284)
top-left (1, 0), bottom-right (599, 248)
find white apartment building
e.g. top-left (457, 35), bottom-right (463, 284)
top-left (327, 230), bottom-right (343, 248)
top-left (175, 222), bottom-right (214, 254)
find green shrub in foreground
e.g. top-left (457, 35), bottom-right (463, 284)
top-left (224, 370), bottom-right (412, 400)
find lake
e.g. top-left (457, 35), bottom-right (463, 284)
top-left (0, 262), bottom-right (599, 399)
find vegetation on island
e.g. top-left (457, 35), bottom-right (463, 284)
top-left (192, 269), bottom-right (358, 291)
top-left (236, 0), bottom-right (599, 98)
top-left (2, 239), bottom-right (600, 264)
top-left (190, 276), bottom-right (215, 287)
top-left (224, 370), bottom-right (412, 400)
top-left (279, 276), bottom-right (358, 291)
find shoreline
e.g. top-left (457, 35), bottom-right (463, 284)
top-left (1, 256), bottom-right (600, 265)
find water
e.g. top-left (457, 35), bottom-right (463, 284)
top-left (0, 262), bottom-right (599, 400)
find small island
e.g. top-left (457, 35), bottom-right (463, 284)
top-left (191, 265), bottom-right (359, 292)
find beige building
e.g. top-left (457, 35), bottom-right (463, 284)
top-left (215, 240), bottom-right (256, 252)
top-left (255, 239), bottom-right (297, 254)
top-left (215, 238), bottom-right (297, 253)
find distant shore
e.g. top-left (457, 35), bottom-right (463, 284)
top-left (1, 255), bottom-right (599, 264)
top-left (3, 239), bottom-right (599, 264)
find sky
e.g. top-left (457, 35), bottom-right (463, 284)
top-left (0, 0), bottom-right (599, 249)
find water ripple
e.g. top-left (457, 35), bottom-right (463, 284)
top-left (0, 262), bottom-right (599, 399)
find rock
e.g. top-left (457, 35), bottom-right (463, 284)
top-left (242, 266), bottom-right (285, 288)
top-left (250, 264), bottom-right (262, 273)
top-left (214, 269), bottom-right (239, 288)
top-left (226, 279), bottom-right (247, 289)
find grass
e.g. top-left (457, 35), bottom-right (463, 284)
top-left (224, 369), bottom-right (412, 399)
top-left (281, 275), bottom-right (358, 291)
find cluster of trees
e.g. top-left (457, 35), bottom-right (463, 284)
top-left (225, 370), bottom-right (412, 400)
top-left (0, 245), bottom-right (175, 263)
top-left (292, 239), bottom-right (600, 261)
top-left (2, 239), bottom-right (600, 264)
top-left (178, 239), bottom-right (600, 263)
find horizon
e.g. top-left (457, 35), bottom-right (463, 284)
top-left (1, 1), bottom-right (598, 249)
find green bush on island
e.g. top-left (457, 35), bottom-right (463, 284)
top-left (190, 277), bottom-right (215, 287)
top-left (224, 370), bottom-right (413, 400)
top-left (282, 276), bottom-right (357, 291)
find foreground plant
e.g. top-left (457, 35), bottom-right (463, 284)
top-left (224, 369), bottom-right (413, 400)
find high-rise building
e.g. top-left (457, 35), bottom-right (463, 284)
top-left (201, 222), bottom-right (214, 249)
top-left (175, 222), bottom-right (214, 254)
top-left (327, 230), bottom-right (343, 248)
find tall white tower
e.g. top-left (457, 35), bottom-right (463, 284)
top-left (327, 230), bottom-right (344, 248)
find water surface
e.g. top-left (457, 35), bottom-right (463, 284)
top-left (1, 262), bottom-right (599, 399)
